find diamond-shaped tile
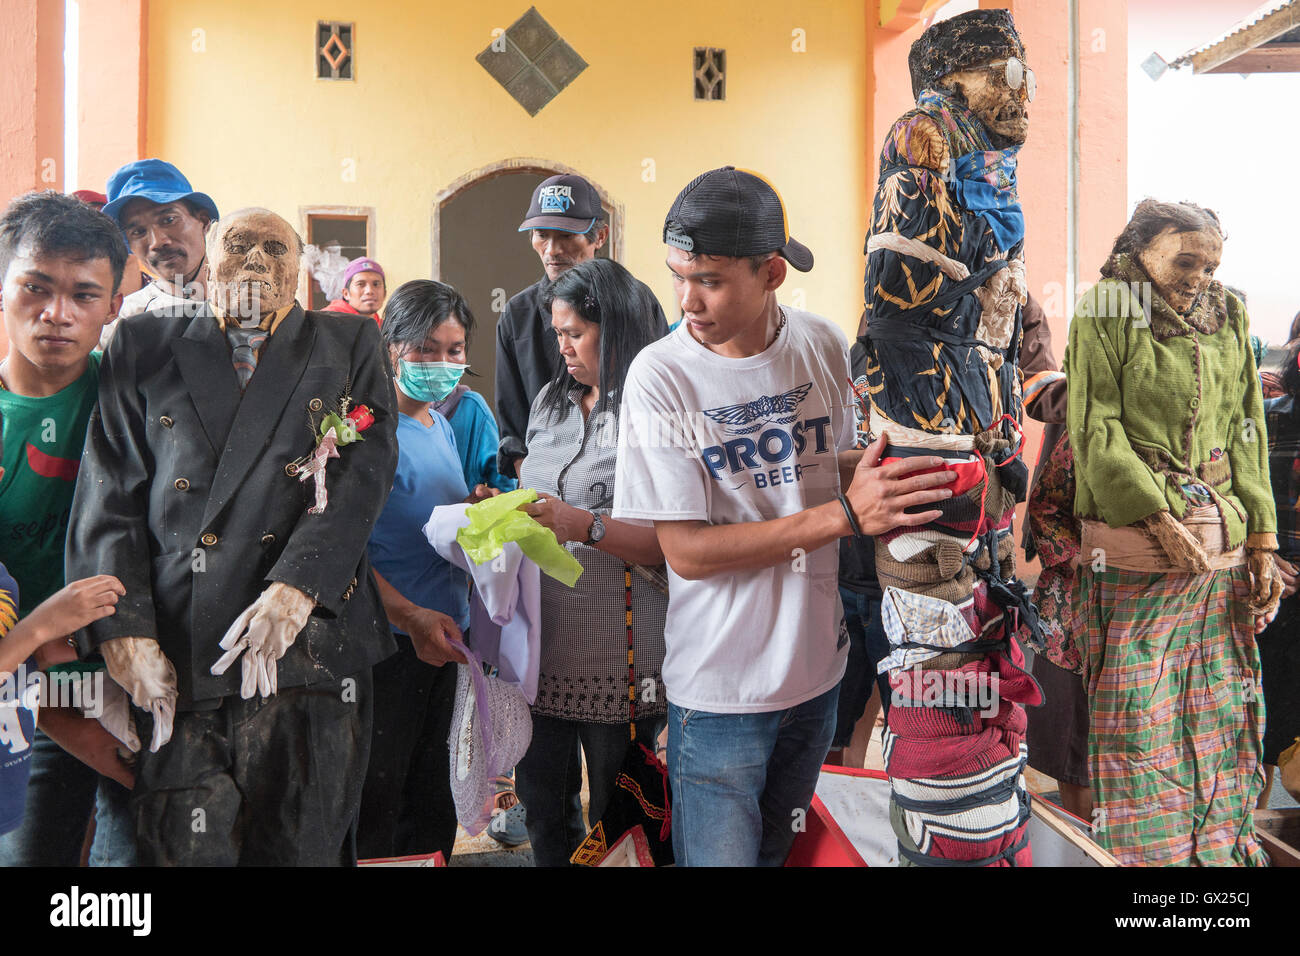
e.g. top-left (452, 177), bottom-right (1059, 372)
top-left (506, 6), bottom-right (558, 60)
top-left (478, 7), bottom-right (586, 116)
top-left (476, 40), bottom-right (528, 86)
top-left (504, 64), bottom-right (558, 116)
top-left (533, 38), bottom-right (587, 91)
top-left (322, 32), bottom-right (349, 70)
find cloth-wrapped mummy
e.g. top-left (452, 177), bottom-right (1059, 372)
top-left (858, 9), bottom-right (1043, 867)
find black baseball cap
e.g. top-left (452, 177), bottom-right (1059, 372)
top-left (663, 166), bottom-right (813, 272)
top-left (518, 174), bottom-right (604, 233)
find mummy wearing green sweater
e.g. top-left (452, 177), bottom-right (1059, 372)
top-left (1066, 198), bottom-right (1278, 867)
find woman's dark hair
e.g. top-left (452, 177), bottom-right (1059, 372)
top-left (1101, 198), bottom-right (1223, 277)
top-left (538, 258), bottom-right (659, 421)
top-left (379, 279), bottom-right (475, 359)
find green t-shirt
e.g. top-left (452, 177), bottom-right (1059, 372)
top-left (0, 352), bottom-right (100, 616)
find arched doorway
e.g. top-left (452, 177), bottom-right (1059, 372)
top-left (432, 159), bottom-right (623, 413)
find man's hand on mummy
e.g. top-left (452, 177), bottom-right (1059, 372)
top-left (843, 436), bottom-right (956, 537)
top-left (210, 582), bottom-right (316, 699)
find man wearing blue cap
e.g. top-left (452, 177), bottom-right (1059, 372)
top-left (100, 159), bottom-right (219, 346)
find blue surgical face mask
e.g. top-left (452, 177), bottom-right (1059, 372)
top-left (396, 360), bottom-right (467, 403)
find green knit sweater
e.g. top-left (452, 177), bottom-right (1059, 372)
top-left (1064, 261), bottom-right (1276, 548)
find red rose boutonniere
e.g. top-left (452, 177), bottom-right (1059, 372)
top-left (287, 397), bottom-right (376, 513)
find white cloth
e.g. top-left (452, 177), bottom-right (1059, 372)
top-left (101, 283), bottom-right (198, 350)
top-left (613, 310), bottom-right (854, 714)
top-left (424, 503), bottom-right (541, 704)
top-left (448, 640), bottom-right (533, 836)
top-left (876, 586), bottom-right (979, 675)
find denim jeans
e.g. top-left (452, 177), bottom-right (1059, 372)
top-left (0, 728), bottom-right (137, 866)
top-left (835, 587), bottom-right (891, 745)
top-left (668, 683), bottom-right (839, 867)
top-left (515, 713), bottom-right (660, 867)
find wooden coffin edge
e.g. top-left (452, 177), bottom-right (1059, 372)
top-left (1256, 808), bottom-right (1300, 867)
top-left (1030, 796), bottom-right (1121, 867)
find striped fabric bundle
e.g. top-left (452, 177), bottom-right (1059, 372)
top-left (884, 665), bottom-right (1033, 866)
top-left (872, 433), bottom-right (1040, 865)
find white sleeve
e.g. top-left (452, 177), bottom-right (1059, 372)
top-left (613, 358), bottom-right (710, 525)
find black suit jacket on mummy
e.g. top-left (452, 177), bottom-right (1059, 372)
top-left (67, 303), bottom-right (398, 708)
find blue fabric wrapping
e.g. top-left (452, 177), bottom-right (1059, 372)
top-left (913, 89), bottom-right (1024, 253)
top-left (947, 149), bottom-right (1024, 253)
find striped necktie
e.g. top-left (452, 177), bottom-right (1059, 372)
top-left (225, 323), bottom-right (269, 391)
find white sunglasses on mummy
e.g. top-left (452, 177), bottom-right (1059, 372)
top-left (986, 57), bottom-right (1036, 102)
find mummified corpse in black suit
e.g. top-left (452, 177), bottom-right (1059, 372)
top-left (67, 278), bottom-right (399, 864)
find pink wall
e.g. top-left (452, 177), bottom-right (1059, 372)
top-left (0, 0), bottom-right (64, 202)
top-left (77, 0), bottom-right (147, 195)
top-left (0, 0), bottom-right (64, 357)
top-left (1076, 0), bottom-right (1129, 287)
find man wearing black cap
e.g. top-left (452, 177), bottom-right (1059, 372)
top-left (495, 174), bottom-right (667, 479)
top-left (613, 167), bottom-right (956, 866)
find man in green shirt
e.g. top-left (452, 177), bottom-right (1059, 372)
top-left (0, 191), bottom-right (135, 866)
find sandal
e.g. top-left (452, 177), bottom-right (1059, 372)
top-left (486, 773), bottom-right (529, 847)
top-left (491, 775), bottom-right (519, 813)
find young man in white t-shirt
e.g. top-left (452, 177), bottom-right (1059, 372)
top-left (613, 167), bottom-right (958, 866)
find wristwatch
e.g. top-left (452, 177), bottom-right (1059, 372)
top-left (584, 512), bottom-right (606, 545)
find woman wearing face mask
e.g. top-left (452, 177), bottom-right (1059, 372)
top-left (391, 280), bottom-right (521, 843)
top-left (512, 257), bottom-right (668, 866)
top-left (1067, 199), bottom-right (1280, 866)
top-left (407, 296), bottom-right (519, 494)
top-left (356, 280), bottom-right (496, 863)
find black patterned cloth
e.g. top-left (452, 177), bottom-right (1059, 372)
top-left (860, 88), bottom-right (1025, 448)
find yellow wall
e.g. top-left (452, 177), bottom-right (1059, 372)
top-left (146, 0), bottom-right (869, 337)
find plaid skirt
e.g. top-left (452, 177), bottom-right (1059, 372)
top-left (1076, 565), bottom-right (1269, 867)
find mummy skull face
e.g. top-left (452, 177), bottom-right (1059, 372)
top-left (939, 59), bottom-right (1031, 146)
top-left (1138, 226), bottom-right (1222, 316)
top-left (206, 208), bottom-right (300, 320)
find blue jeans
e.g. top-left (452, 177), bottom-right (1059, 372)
top-left (0, 728), bottom-right (136, 866)
top-left (515, 713), bottom-right (661, 867)
top-left (834, 587), bottom-right (891, 745)
top-left (668, 684), bottom-right (839, 867)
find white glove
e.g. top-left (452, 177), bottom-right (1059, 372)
top-left (94, 676), bottom-right (140, 753)
top-left (210, 582), bottom-right (315, 699)
top-left (100, 636), bottom-right (178, 753)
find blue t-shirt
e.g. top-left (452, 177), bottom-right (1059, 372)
top-left (439, 389), bottom-right (518, 494)
top-left (0, 564), bottom-right (35, 837)
top-left (367, 412), bottom-right (471, 631)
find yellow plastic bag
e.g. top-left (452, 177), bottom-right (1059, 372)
top-left (456, 488), bottom-right (584, 587)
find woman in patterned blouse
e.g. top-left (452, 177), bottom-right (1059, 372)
top-left (513, 258), bottom-right (669, 866)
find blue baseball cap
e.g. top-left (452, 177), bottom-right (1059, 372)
top-left (102, 159), bottom-right (220, 229)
